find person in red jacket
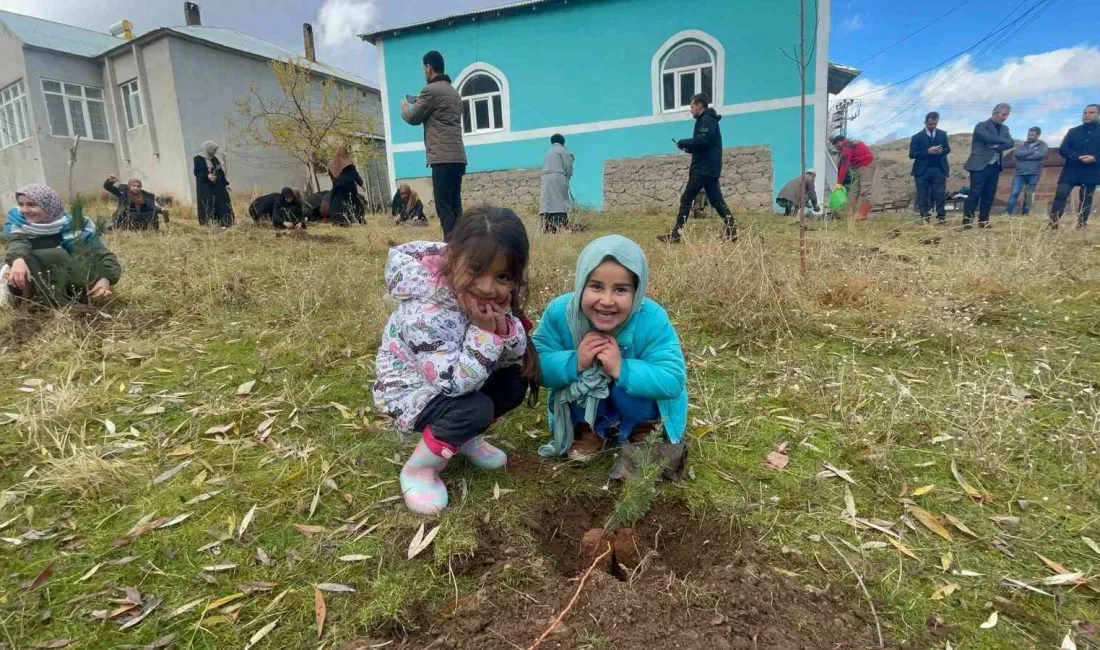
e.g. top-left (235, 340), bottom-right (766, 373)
top-left (831, 135), bottom-right (876, 221)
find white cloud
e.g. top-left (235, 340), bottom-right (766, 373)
top-left (316, 0), bottom-right (379, 48)
top-left (840, 13), bottom-right (865, 33)
top-left (837, 46), bottom-right (1100, 144)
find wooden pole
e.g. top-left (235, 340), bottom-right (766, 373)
top-left (797, 0), bottom-right (808, 280)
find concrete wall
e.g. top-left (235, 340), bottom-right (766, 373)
top-left (22, 48), bottom-right (119, 200)
top-left (169, 37), bottom-right (386, 205)
top-left (380, 0), bottom-right (821, 209)
top-left (0, 26), bottom-right (43, 214)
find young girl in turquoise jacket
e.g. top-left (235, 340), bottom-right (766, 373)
top-left (533, 235), bottom-right (687, 461)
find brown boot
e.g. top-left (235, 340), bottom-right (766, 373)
top-left (626, 421), bottom-right (660, 444)
top-left (568, 423), bottom-right (604, 461)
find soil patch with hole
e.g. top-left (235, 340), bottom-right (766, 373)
top-left (407, 495), bottom-right (885, 649)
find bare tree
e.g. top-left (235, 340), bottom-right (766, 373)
top-left (782, 0), bottom-right (818, 279)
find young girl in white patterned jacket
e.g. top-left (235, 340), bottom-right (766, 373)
top-left (373, 207), bottom-right (539, 515)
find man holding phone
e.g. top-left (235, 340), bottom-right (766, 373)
top-left (401, 50), bottom-right (467, 239)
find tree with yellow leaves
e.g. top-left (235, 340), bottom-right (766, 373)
top-left (232, 57), bottom-right (378, 191)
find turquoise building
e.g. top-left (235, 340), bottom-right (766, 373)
top-left (362, 0), bottom-right (859, 212)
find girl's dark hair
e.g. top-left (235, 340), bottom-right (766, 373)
top-left (443, 206), bottom-right (541, 405)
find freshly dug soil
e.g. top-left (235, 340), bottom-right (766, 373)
top-left (404, 495), bottom-right (885, 649)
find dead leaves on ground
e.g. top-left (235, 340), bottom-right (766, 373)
top-left (408, 523), bottom-right (441, 560)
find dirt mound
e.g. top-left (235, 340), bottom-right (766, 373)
top-left (407, 496), bottom-right (884, 649)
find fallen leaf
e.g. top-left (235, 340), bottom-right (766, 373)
top-left (203, 563), bottom-right (237, 573)
top-left (153, 460), bottom-right (192, 485)
top-left (907, 505), bottom-right (953, 541)
top-left (956, 569), bottom-right (984, 577)
top-left (1062, 631), bottom-right (1078, 650)
top-left (295, 524), bottom-right (326, 535)
top-left (104, 419), bottom-right (117, 434)
top-left (989, 516), bottom-right (1020, 532)
top-left (247, 619), bottom-right (279, 649)
top-left (979, 611), bottom-right (999, 629)
top-left (1039, 572), bottom-right (1085, 586)
top-left (860, 541), bottom-right (889, 550)
top-left (889, 537), bottom-right (920, 560)
top-left (205, 592), bottom-right (245, 612)
top-left (1037, 553), bottom-right (1072, 575)
top-left (20, 563), bottom-right (54, 591)
top-left (912, 485), bottom-right (935, 496)
top-left (255, 547), bottom-right (274, 567)
top-left (237, 582), bottom-right (278, 595)
top-left (141, 405), bottom-right (166, 416)
top-left (142, 633), bottom-right (178, 649)
top-left (239, 505), bottom-right (257, 539)
top-left (166, 598), bottom-right (204, 619)
top-left (930, 582), bottom-right (961, 600)
top-left (315, 587), bottom-right (327, 639)
top-left (32, 640), bottom-right (73, 648)
top-left (822, 462), bottom-right (857, 484)
top-left (945, 513), bottom-right (978, 538)
top-left (338, 554), bottom-right (372, 562)
top-left (763, 450), bottom-right (789, 471)
top-left (1082, 536), bottom-right (1100, 557)
top-left (119, 596), bottom-right (162, 630)
top-left (309, 485), bottom-right (321, 518)
top-left (315, 583), bottom-right (356, 593)
top-left (407, 523), bottom-right (441, 560)
top-left (940, 552), bottom-right (953, 572)
top-left (159, 513), bottom-right (191, 529)
top-left (237, 380), bottom-right (256, 396)
top-left (205, 423), bottom-right (234, 435)
top-left (899, 483), bottom-right (909, 497)
top-left (951, 458), bottom-right (992, 503)
top-left (843, 485), bottom-right (856, 519)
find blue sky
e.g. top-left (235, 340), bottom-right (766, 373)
top-left (2, 0), bottom-right (1096, 143)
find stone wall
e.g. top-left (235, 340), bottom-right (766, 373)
top-left (396, 168), bottom-right (543, 214)
top-left (603, 146), bottom-right (773, 214)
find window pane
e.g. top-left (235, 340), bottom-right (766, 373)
top-left (664, 43), bottom-right (711, 70)
top-left (85, 87), bottom-right (103, 100)
top-left (701, 66), bottom-right (713, 102)
top-left (69, 98), bottom-right (87, 137)
top-left (122, 87), bottom-right (134, 129)
top-left (491, 95), bottom-right (502, 129)
top-left (132, 91), bottom-right (144, 127)
top-left (88, 100), bottom-right (108, 140)
top-left (474, 99), bottom-right (490, 130)
top-left (663, 73), bottom-right (675, 110)
top-left (1, 106), bottom-right (12, 148)
top-left (14, 99), bottom-right (26, 141)
top-left (1, 89), bottom-right (8, 103)
top-left (462, 99), bottom-right (472, 134)
top-left (679, 71), bottom-right (695, 106)
top-left (461, 73), bottom-right (499, 96)
top-left (43, 80), bottom-right (61, 93)
top-left (64, 83), bottom-right (83, 97)
top-left (45, 93), bottom-right (70, 136)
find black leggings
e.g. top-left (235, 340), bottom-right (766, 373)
top-left (412, 366), bottom-right (527, 447)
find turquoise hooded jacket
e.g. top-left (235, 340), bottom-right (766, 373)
top-left (533, 235), bottom-right (688, 452)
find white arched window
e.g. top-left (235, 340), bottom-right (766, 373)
top-left (457, 67), bottom-right (508, 136)
top-left (652, 31), bottom-right (725, 115)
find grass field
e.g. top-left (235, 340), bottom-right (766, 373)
top-left (1, 205), bottom-right (1099, 649)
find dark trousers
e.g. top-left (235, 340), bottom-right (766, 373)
top-left (915, 170), bottom-right (947, 219)
top-left (1050, 183), bottom-right (1097, 225)
top-left (412, 366), bottom-right (527, 447)
top-left (963, 165), bottom-right (1000, 223)
top-left (541, 212), bottom-right (568, 233)
top-left (673, 173), bottom-right (734, 235)
top-left (777, 198), bottom-right (793, 216)
top-left (431, 163), bottom-right (466, 240)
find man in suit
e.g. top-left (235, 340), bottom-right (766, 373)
top-left (1049, 103), bottom-right (1100, 229)
top-left (908, 111), bottom-right (951, 223)
top-left (962, 103), bottom-right (1015, 228)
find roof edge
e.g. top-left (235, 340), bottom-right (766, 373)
top-left (360, 0), bottom-right (565, 44)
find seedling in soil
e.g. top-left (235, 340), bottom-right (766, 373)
top-left (580, 433), bottom-right (666, 579)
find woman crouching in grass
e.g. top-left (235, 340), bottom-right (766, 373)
top-left (1, 184), bottom-right (121, 307)
top-left (533, 235), bottom-right (687, 462)
top-left (373, 206), bottom-right (540, 515)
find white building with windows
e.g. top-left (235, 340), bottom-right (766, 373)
top-left (0, 4), bottom-right (387, 211)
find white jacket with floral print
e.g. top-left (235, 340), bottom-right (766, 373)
top-left (373, 241), bottom-right (526, 432)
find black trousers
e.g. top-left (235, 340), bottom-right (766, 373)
top-left (963, 165), bottom-right (1000, 223)
top-left (1050, 183), bottom-right (1097, 225)
top-left (541, 212), bottom-right (568, 232)
top-left (777, 198), bottom-right (793, 216)
top-left (915, 170), bottom-right (947, 219)
top-left (431, 163), bottom-right (466, 240)
top-left (674, 173), bottom-right (734, 234)
top-left (412, 366), bottom-right (527, 447)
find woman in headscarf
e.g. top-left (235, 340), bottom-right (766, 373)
top-left (1, 184), bottom-right (122, 306)
top-left (327, 145), bottom-right (365, 226)
top-left (193, 141), bottom-right (233, 227)
top-left (390, 183), bottom-right (427, 226)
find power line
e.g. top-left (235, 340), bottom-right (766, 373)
top-left (855, 0), bottom-right (979, 66)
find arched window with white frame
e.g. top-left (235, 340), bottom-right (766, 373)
top-left (455, 64), bottom-right (511, 136)
top-left (651, 31), bottom-right (725, 115)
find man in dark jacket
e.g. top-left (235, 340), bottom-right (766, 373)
top-left (1049, 104), bottom-right (1100, 229)
top-left (962, 103), bottom-right (1014, 228)
top-left (1005, 127), bottom-right (1047, 216)
top-left (658, 93), bottom-right (736, 243)
top-left (909, 111), bottom-right (951, 223)
top-left (103, 176), bottom-right (167, 230)
top-left (401, 50), bottom-right (467, 239)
